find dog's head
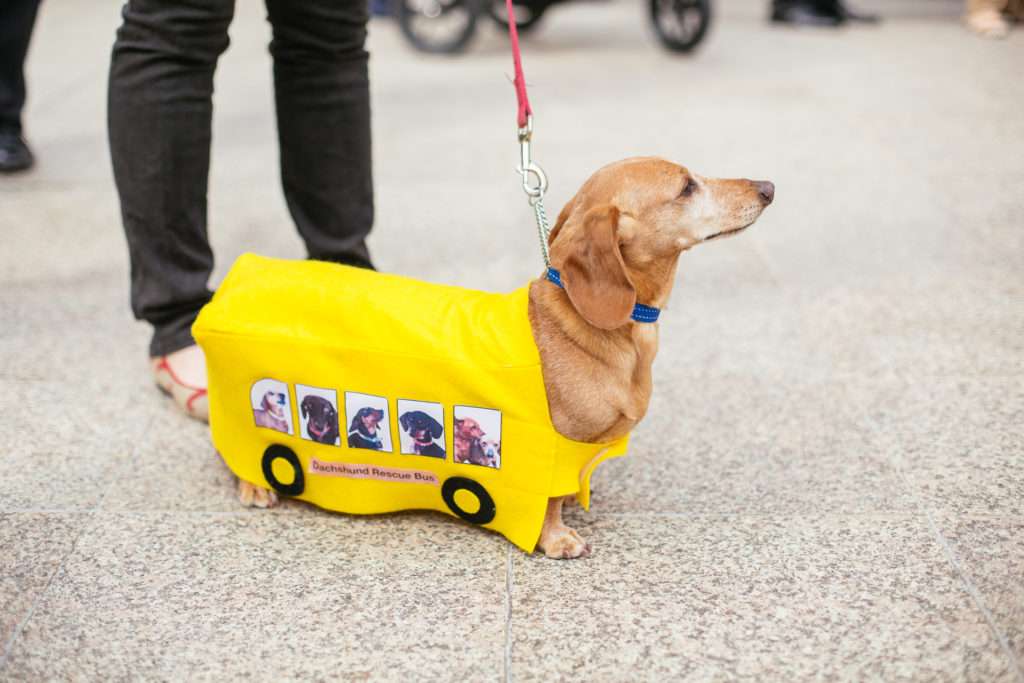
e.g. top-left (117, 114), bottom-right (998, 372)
top-left (547, 157), bottom-right (773, 329)
top-left (453, 418), bottom-right (485, 441)
top-left (400, 411), bottom-right (443, 442)
top-left (261, 391), bottom-right (287, 418)
top-left (478, 437), bottom-right (501, 460)
top-left (301, 395), bottom-right (337, 431)
top-left (351, 407), bottom-right (384, 435)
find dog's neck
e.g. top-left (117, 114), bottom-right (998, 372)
top-left (528, 266), bottom-right (675, 444)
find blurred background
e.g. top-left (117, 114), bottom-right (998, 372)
top-left (2, 0), bottom-right (1022, 679)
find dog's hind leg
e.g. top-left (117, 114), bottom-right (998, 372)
top-left (537, 495), bottom-right (591, 559)
top-left (238, 479), bottom-right (279, 508)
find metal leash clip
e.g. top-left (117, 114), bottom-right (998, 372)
top-left (517, 115), bottom-right (548, 203)
top-left (515, 116), bottom-right (552, 267)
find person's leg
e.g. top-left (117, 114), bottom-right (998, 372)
top-left (108, 0), bottom-right (235, 359)
top-left (265, 0), bottom-right (374, 269)
top-left (0, 0), bottom-right (42, 172)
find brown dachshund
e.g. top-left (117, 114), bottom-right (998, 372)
top-left (528, 157), bottom-right (773, 558)
top-left (238, 157), bottom-right (773, 559)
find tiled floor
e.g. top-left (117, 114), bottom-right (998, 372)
top-left (1, 0), bottom-right (1021, 679)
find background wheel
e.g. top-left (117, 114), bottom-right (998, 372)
top-left (486, 0), bottom-right (547, 33)
top-left (397, 0), bottom-right (481, 54)
top-left (649, 0), bottom-right (710, 52)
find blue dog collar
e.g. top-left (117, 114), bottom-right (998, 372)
top-left (545, 267), bottom-right (661, 323)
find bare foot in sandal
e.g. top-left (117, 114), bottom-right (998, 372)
top-left (150, 344), bottom-right (209, 422)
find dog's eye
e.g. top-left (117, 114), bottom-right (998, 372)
top-left (679, 179), bottom-right (697, 198)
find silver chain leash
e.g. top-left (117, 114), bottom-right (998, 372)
top-left (516, 116), bottom-right (551, 267)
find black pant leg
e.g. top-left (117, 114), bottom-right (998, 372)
top-left (265, 0), bottom-right (374, 269)
top-left (108, 0), bottom-right (235, 356)
top-left (0, 0), bottom-right (42, 130)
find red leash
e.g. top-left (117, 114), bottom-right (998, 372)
top-left (505, 1), bottom-right (551, 265)
top-left (506, 0), bottom-right (532, 130)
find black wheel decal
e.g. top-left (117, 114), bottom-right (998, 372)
top-left (441, 477), bottom-right (496, 525)
top-left (261, 445), bottom-right (305, 497)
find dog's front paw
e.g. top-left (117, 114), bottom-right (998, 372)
top-left (537, 525), bottom-right (591, 559)
top-left (238, 479), bottom-right (279, 508)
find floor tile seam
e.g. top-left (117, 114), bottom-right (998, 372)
top-left (939, 514), bottom-right (1024, 522)
top-left (0, 508), bottom-right (283, 517)
top-left (0, 500), bottom-right (102, 667)
top-left (504, 546), bottom-right (514, 683)
top-left (844, 379), bottom-right (1024, 682)
top-left (0, 178), bottom-right (114, 193)
top-left (95, 405), bottom-right (166, 514)
top-left (585, 512), bottom-right (926, 519)
top-left (0, 405), bottom-right (167, 667)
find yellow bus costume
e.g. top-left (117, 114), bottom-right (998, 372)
top-left (193, 254), bottom-right (629, 552)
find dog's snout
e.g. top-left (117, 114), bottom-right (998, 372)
top-left (755, 181), bottom-right (775, 204)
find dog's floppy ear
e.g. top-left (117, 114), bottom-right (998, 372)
top-left (399, 412), bottom-right (411, 432)
top-left (429, 415), bottom-right (443, 439)
top-left (301, 397), bottom-right (310, 418)
top-left (561, 204), bottom-right (636, 330)
top-left (350, 413), bottom-right (362, 432)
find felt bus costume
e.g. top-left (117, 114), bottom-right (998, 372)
top-left (193, 254), bottom-right (630, 552)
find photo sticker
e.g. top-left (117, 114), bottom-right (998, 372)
top-left (345, 392), bottom-right (393, 452)
top-left (296, 385), bottom-right (340, 446)
top-left (250, 378), bottom-right (293, 435)
top-left (397, 400), bottom-right (446, 459)
top-left (452, 406), bottom-right (501, 469)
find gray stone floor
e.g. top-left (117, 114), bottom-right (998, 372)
top-left (1, 0), bottom-right (1022, 679)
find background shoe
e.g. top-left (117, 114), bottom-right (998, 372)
top-left (0, 127), bottom-right (34, 173)
top-left (772, 1), bottom-right (843, 26)
top-left (832, 0), bottom-right (880, 23)
top-left (150, 355), bottom-right (209, 422)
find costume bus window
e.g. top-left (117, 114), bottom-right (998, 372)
top-left (194, 254), bottom-right (629, 552)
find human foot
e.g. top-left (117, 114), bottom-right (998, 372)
top-left (150, 345), bottom-right (209, 422)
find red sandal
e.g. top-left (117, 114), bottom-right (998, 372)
top-left (150, 355), bottom-right (209, 422)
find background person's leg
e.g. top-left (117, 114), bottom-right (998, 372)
top-left (0, 0), bottom-right (42, 172)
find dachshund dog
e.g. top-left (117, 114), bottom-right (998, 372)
top-left (452, 417), bottom-right (485, 464)
top-left (348, 407), bottom-right (385, 450)
top-left (399, 410), bottom-right (445, 458)
top-left (253, 390), bottom-right (289, 433)
top-left (238, 157), bottom-right (773, 559)
top-left (528, 157), bottom-right (773, 558)
top-left (301, 395), bottom-right (339, 445)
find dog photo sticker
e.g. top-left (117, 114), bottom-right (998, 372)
top-left (250, 378), bottom-right (293, 436)
top-left (295, 384), bottom-right (341, 446)
top-left (452, 406), bottom-right (501, 469)
top-left (345, 392), bottom-right (393, 452)
top-left (397, 399), bottom-right (446, 459)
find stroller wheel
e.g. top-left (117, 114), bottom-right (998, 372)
top-left (486, 0), bottom-right (547, 33)
top-left (397, 0), bottom-right (481, 53)
top-left (650, 0), bottom-right (711, 52)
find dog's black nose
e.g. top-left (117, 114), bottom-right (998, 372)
top-left (756, 181), bottom-right (775, 204)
